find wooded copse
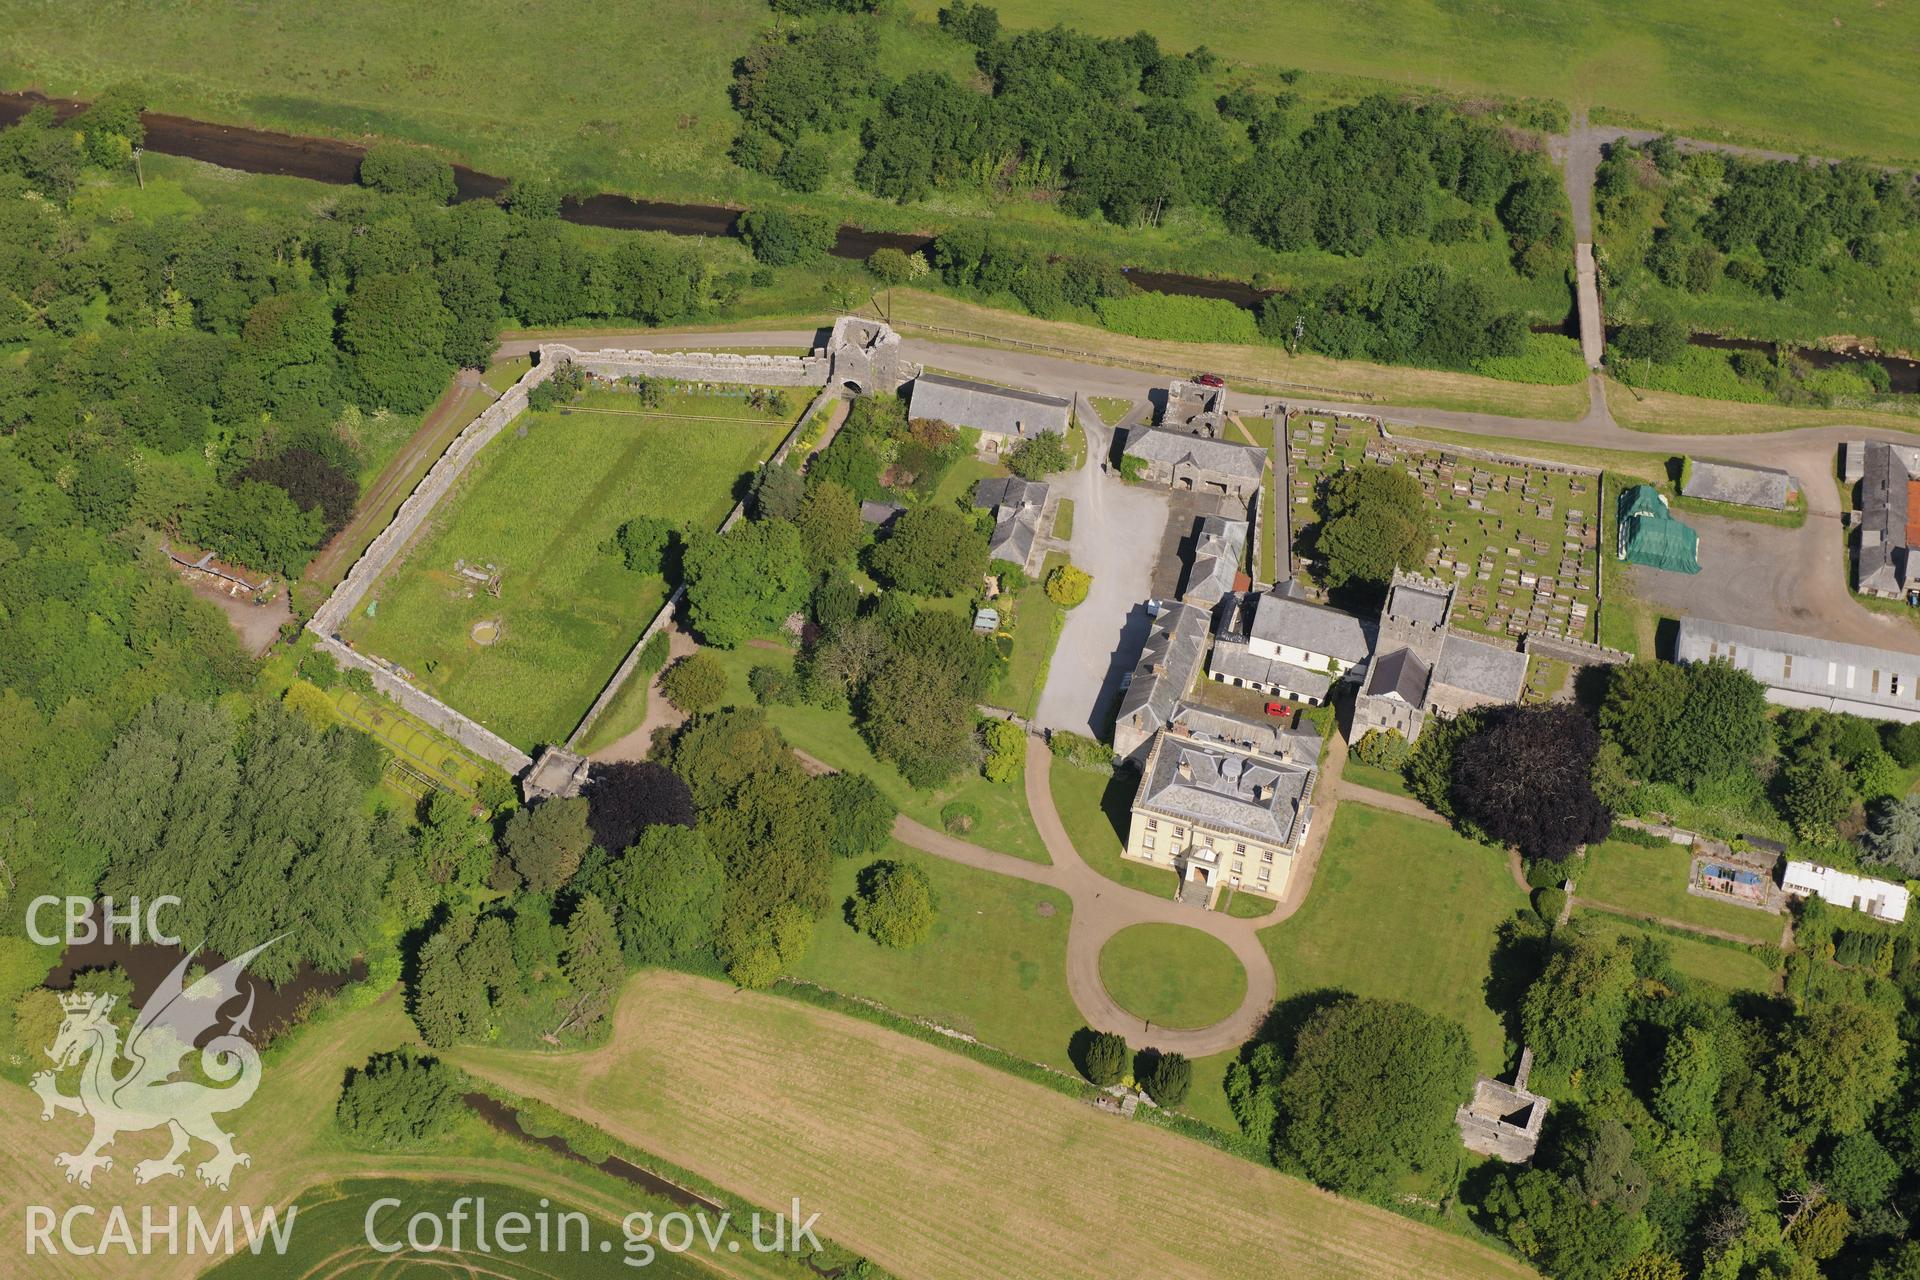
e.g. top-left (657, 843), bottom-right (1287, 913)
top-left (0, 101), bottom-right (785, 581)
top-left (730, 3), bottom-right (1570, 372)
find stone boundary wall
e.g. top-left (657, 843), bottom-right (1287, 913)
top-left (305, 358), bottom-right (559, 773)
top-left (1374, 427), bottom-right (1604, 479)
top-left (1522, 633), bottom-right (1634, 667)
top-left (310, 358), bottom-right (557, 637)
top-left (307, 325), bottom-right (878, 777)
top-left (314, 633), bottom-right (532, 773)
top-left (539, 342), bottom-right (829, 387)
top-left (564, 385), bottom-right (842, 749)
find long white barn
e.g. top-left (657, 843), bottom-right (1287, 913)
top-left (1673, 617), bottom-right (1920, 724)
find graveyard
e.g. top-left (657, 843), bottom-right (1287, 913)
top-left (340, 383), bottom-right (798, 749)
top-left (1283, 413), bottom-right (1602, 644)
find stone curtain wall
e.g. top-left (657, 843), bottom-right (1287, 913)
top-left (309, 324), bottom-right (890, 778)
top-left (310, 359), bottom-right (558, 637)
top-left (315, 634), bottom-right (533, 773)
top-left (1520, 633), bottom-right (1634, 667)
top-left (539, 342), bottom-right (830, 387)
top-left (306, 358), bottom-right (560, 773)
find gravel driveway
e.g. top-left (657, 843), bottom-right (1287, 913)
top-left (1033, 405), bottom-right (1172, 736)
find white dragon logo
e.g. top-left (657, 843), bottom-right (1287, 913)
top-left (31, 940), bottom-right (274, 1190)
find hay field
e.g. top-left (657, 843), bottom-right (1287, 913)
top-left (453, 970), bottom-right (1535, 1280)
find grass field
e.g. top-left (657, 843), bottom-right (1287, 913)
top-left (343, 389), bottom-right (791, 749)
top-left (0, 3), bottom-right (1559, 294)
top-left (453, 970), bottom-right (1535, 1280)
top-left (1099, 924), bottom-right (1248, 1030)
top-left (1257, 802), bottom-right (1529, 1076)
top-left (1341, 761), bottom-right (1415, 801)
top-left (1050, 763), bottom-right (1180, 897)
top-left (1575, 910), bottom-right (1780, 994)
top-left (1576, 837), bottom-right (1785, 943)
top-left (706, 645), bottom-right (1051, 862)
top-left (793, 843), bottom-right (1081, 1069)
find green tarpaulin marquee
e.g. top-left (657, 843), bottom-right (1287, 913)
top-left (1617, 484), bottom-right (1701, 574)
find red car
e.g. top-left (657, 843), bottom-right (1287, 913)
top-left (1194, 372), bottom-right (1225, 388)
top-left (1263, 701), bottom-right (1288, 718)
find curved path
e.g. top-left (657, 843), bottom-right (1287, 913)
top-left (887, 739), bottom-right (1279, 1056)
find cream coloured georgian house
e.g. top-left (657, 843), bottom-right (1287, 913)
top-left (1123, 731), bottom-right (1316, 903)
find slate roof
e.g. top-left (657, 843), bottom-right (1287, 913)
top-left (1383, 575), bottom-right (1452, 629)
top-left (1857, 441), bottom-right (1920, 596)
top-left (1183, 515), bottom-right (1249, 607)
top-left (973, 476), bottom-right (1049, 510)
top-left (1116, 601), bottom-right (1211, 740)
top-left (909, 372), bottom-right (1070, 437)
top-left (1136, 734), bottom-right (1315, 847)
top-left (1246, 593), bottom-right (1373, 662)
top-left (1208, 638), bottom-right (1336, 701)
top-left (1674, 616), bottom-right (1920, 723)
top-left (1434, 633), bottom-right (1529, 702)
top-left (1124, 427), bottom-right (1266, 480)
top-left (1682, 458), bottom-right (1792, 511)
top-left (1364, 647), bottom-right (1431, 703)
top-left (1166, 704), bottom-right (1321, 766)
top-left (989, 511), bottom-right (1038, 564)
top-left (973, 476), bottom-right (1050, 565)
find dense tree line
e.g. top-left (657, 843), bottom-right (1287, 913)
top-left (1226, 994), bottom-right (1474, 1195)
top-left (686, 386), bottom-right (1021, 789)
top-left (0, 101), bottom-right (754, 579)
top-left (1596, 139), bottom-right (1919, 403)
top-left (1256, 256), bottom-right (1532, 370)
top-left (1600, 139), bottom-right (1918, 302)
top-left (733, 4), bottom-right (1564, 286)
top-left (1238, 652), bottom-right (1920, 1278)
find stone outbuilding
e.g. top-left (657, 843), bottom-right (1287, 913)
top-left (909, 372), bottom-right (1070, 448)
top-left (826, 316), bottom-right (915, 394)
top-left (1113, 601), bottom-right (1212, 761)
top-left (973, 475), bottom-right (1051, 569)
top-left (1123, 427), bottom-right (1266, 501)
top-left (1854, 439), bottom-right (1920, 601)
top-left (1682, 458), bottom-right (1793, 511)
top-left (523, 745), bottom-right (590, 803)
top-left (1160, 379), bottom-right (1228, 436)
top-left (1457, 1048), bottom-right (1549, 1163)
top-left (1180, 514), bottom-right (1249, 607)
